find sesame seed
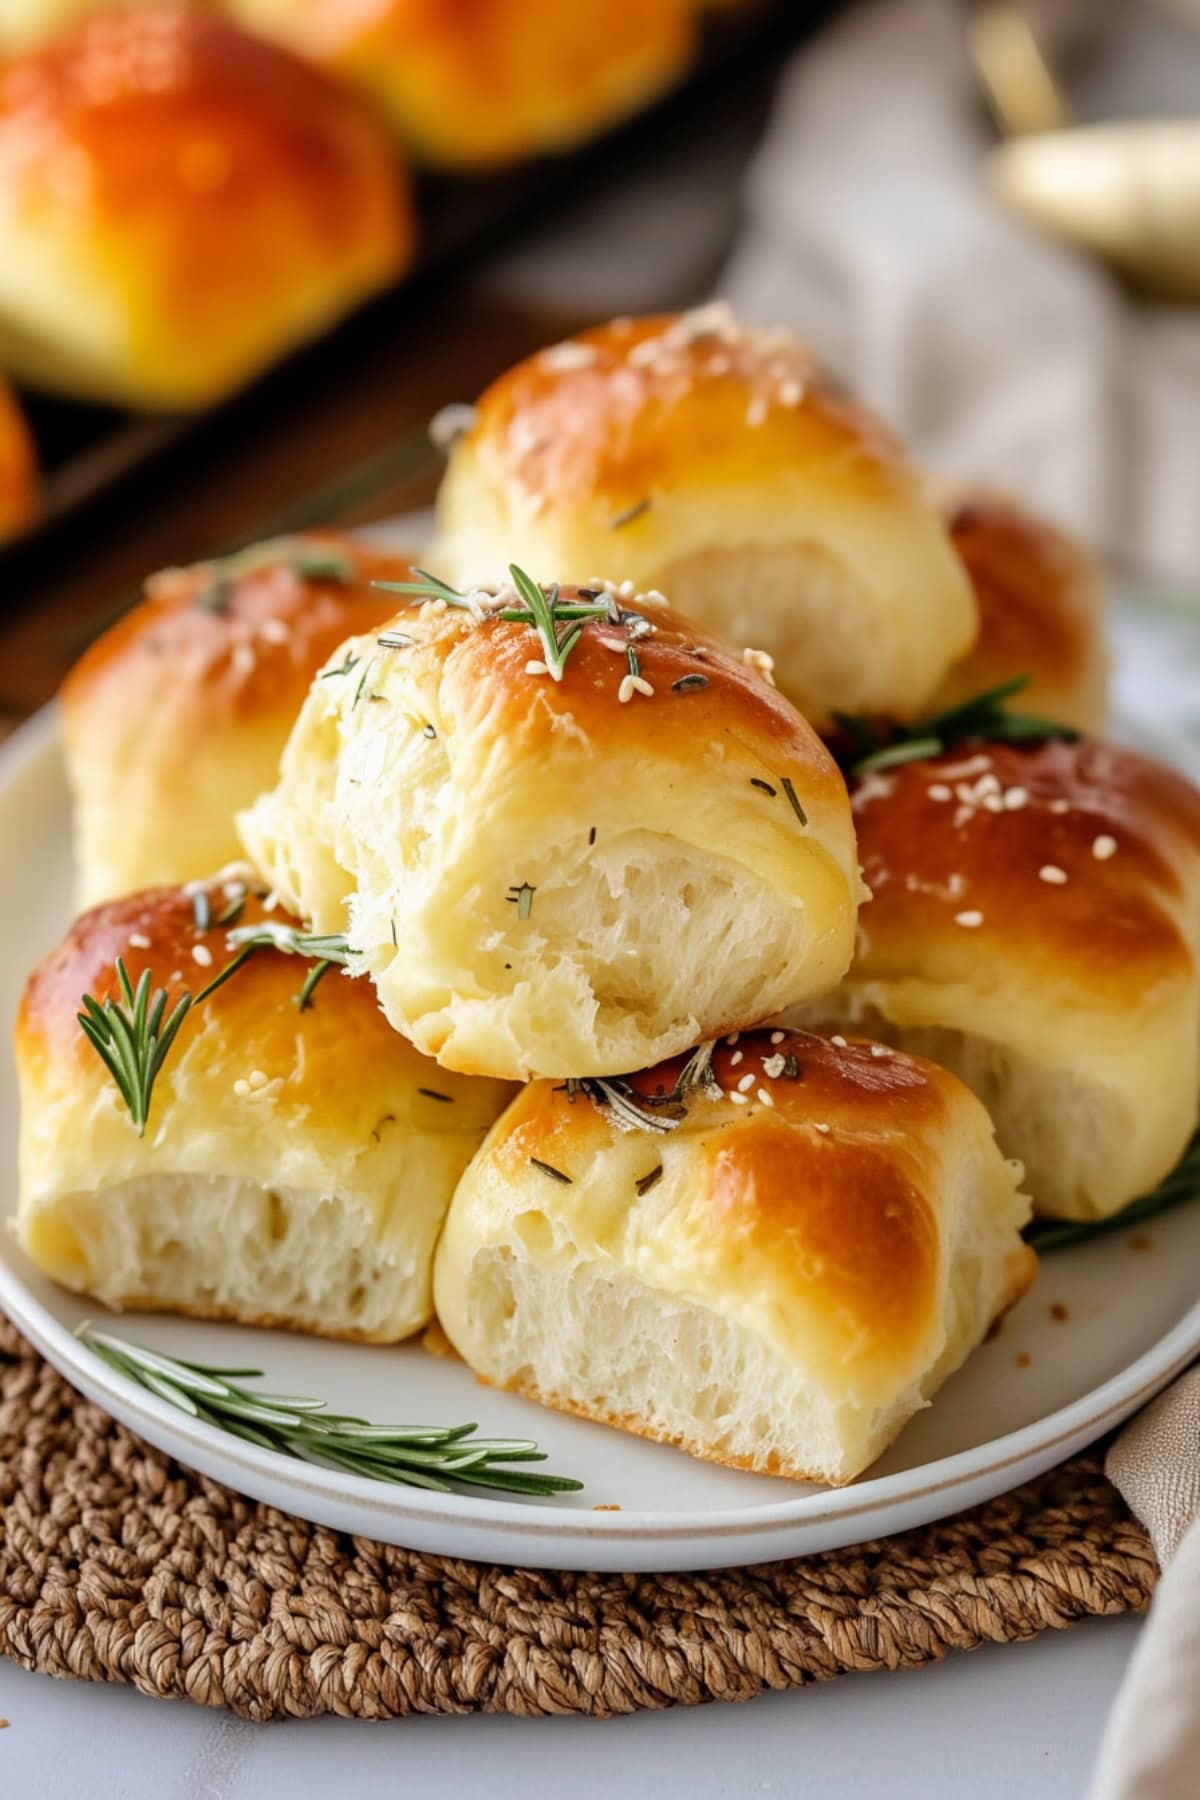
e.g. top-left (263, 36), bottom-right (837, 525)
top-left (814, 1122), bottom-right (830, 1135)
top-left (770, 1030), bottom-right (786, 1044)
top-left (127, 932), bottom-right (151, 949)
top-left (191, 944), bottom-right (214, 966)
top-left (954, 910), bottom-right (984, 928)
top-left (928, 784), bottom-right (952, 802)
top-left (1049, 799), bottom-right (1070, 814)
top-left (1004, 787), bottom-right (1028, 810)
top-left (231, 644), bottom-right (256, 676)
top-left (618, 674), bottom-right (654, 701)
top-left (617, 580), bottom-right (636, 600)
top-left (525, 659), bottom-right (549, 676)
top-left (737, 1072), bottom-right (755, 1093)
top-left (983, 795), bottom-right (1004, 813)
top-left (233, 1079), bottom-right (250, 1097)
top-left (745, 397), bottom-right (769, 427)
top-left (726, 1033), bottom-right (740, 1045)
top-left (830, 1034), bottom-right (847, 1048)
top-left (869, 1045), bottom-right (889, 1058)
top-left (761, 1054), bottom-right (787, 1078)
top-left (729, 1091), bottom-right (748, 1105)
top-left (169, 971), bottom-right (183, 985)
top-left (598, 636), bottom-right (627, 654)
top-left (540, 340), bottom-right (597, 372)
top-left (777, 380), bottom-right (804, 407)
top-left (757, 1088), bottom-right (774, 1107)
top-left (730, 1050), bottom-right (743, 1066)
top-left (1039, 865), bottom-right (1068, 885)
top-left (247, 1070), bottom-right (269, 1090)
top-left (1093, 835), bottom-right (1117, 860)
top-left (259, 618), bottom-right (289, 645)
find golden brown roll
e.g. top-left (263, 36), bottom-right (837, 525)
top-left (60, 532), bottom-right (413, 905)
top-left (225, 0), bottom-right (694, 168)
top-left (434, 1030), bottom-right (1034, 1486)
top-left (0, 8), bottom-right (413, 409)
top-left (0, 376), bottom-right (37, 541)
top-left (433, 307), bottom-right (978, 726)
top-left (241, 576), bottom-right (865, 1081)
top-left (15, 881), bottom-right (515, 1341)
top-left (790, 738), bottom-right (1200, 1221)
top-left (929, 482), bottom-right (1109, 732)
top-left (0, 0), bottom-right (136, 52)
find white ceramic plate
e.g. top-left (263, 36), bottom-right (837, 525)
top-left (2, 592), bottom-right (1199, 1572)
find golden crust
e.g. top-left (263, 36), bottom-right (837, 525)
top-left (932, 485), bottom-right (1108, 730)
top-left (0, 376), bottom-right (36, 540)
top-left (460, 312), bottom-right (910, 516)
top-left (405, 584), bottom-right (850, 809)
top-left (226, 0), bottom-right (695, 167)
top-left (850, 738), bottom-right (1200, 991)
top-left (61, 532), bottom-right (413, 736)
top-left (0, 9), bottom-right (413, 407)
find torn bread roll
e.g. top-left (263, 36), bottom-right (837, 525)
top-left (433, 307), bottom-right (978, 726)
top-left (787, 738), bottom-right (1200, 1221)
top-left (434, 1030), bottom-right (1034, 1486)
top-left (15, 882), bottom-right (515, 1341)
top-left (929, 482), bottom-right (1108, 732)
top-left (60, 533), bottom-right (412, 905)
top-left (240, 577), bottom-right (865, 1081)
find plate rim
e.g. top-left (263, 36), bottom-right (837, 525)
top-left (2, 704), bottom-right (1198, 1557)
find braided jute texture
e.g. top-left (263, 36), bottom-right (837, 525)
top-left (0, 1319), bottom-right (1156, 1722)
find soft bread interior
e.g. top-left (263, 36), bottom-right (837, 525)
top-left (21, 1173), bottom-right (431, 1344)
top-left (435, 1140), bottom-right (1033, 1486)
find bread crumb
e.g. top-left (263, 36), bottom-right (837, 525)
top-left (1015, 1352), bottom-right (1032, 1369)
top-left (421, 1320), bottom-right (460, 1359)
top-left (1129, 1234), bottom-right (1154, 1253)
top-left (592, 1504), bottom-right (622, 1512)
top-left (1049, 1302), bottom-right (1069, 1323)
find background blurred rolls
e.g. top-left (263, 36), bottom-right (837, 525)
top-left (225, 0), bottom-right (695, 168)
top-left (930, 482), bottom-right (1109, 732)
top-left (0, 6), bottom-right (413, 409)
top-left (15, 880), bottom-right (515, 1341)
top-left (790, 736), bottom-right (1200, 1222)
top-left (434, 1029), bottom-right (1033, 1486)
top-left (60, 532), bottom-right (412, 903)
top-left (0, 376), bottom-right (37, 541)
top-left (433, 306), bottom-right (978, 727)
top-left (241, 576), bottom-right (865, 1081)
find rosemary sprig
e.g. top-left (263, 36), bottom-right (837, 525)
top-left (76, 1326), bottom-right (583, 1501)
top-left (193, 537), bottom-right (355, 613)
top-left (372, 564), bottom-right (613, 682)
top-left (833, 676), bottom-right (1081, 778)
top-left (77, 961), bottom-right (192, 1138)
top-left (1024, 1128), bottom-right (1200, 1252)
top-left (578, 1043), bottom-right (721, 1135)
top-left (225, 923), bottom-right (358, 965)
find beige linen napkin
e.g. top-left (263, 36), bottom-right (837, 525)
top-left (1090, 1371), bottom-right (1200, 1799)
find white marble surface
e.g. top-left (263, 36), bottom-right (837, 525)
top-left (0, 1614), bottom-right (1143, 1799)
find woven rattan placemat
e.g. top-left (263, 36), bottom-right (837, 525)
top-left (0, 1318), bottom-right (1156, 1721)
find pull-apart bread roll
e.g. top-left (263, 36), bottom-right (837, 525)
top-left (434, 307), bottom-right (978, 726)
top-left (15, 882), bottom-right (514, 1340)
top-left (60, 533), bottom-right (413, 906)
top-left (435, 1030), bottom-right (1034, 1486)
top-left (0, 9), bottom-right (413, 409)
top-left (241, 578), bottom-right (864, 1081)
top-left (798, 739), bottom-right (1200, 1222)
top-left (226, 0), bottom-right (694, 168)
top-left (0, 375), bottom-right (37, 541)
top-left (930, 483), bottom-right (1108, 732)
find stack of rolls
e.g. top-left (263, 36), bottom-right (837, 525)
top-left (16, 304), bottom-right (1200, 1491)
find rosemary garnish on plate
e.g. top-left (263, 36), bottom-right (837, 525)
top-left (76, 1326), bottom-right (583, 1500)
top-left (832, 676), bottom-right (1081, 778)
top-left (1023, 1127), bottom-right (1200, 1252)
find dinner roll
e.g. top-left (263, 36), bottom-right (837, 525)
top-left (929, 482), bottom-right (1108, 732)
top-left (790, 738), bottom-right (1200, 1221)
top-left (0, 8), bottom-right (412, 409)
top-left (433, 307), bottom-right (978, 726)
top-left (225, 0), bottom-right (694, 168)
top-left (434, 1030), bottom-right (1034, 1486)
top-left (241, 576), bottom-right (865, 1080)
top-left (0, 0), bottom-right (127, 52)
top-left (60, 532), bottom-right (412, 906)
top-left (0, 376), bottom-right (37, 541)
top-left (15, 881), bottom-right (514, 1341)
